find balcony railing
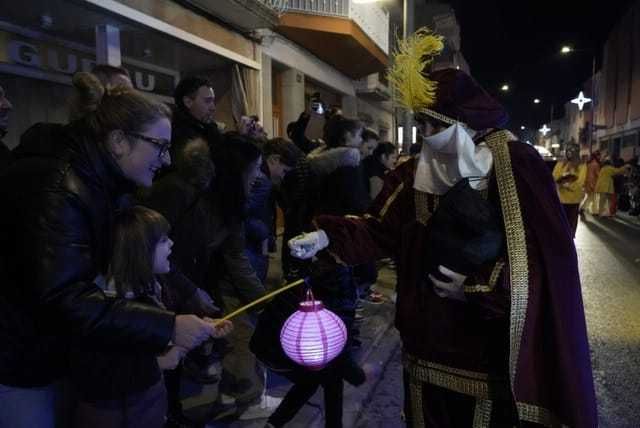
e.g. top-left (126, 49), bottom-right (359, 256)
top-left (282, 0), bottom-right (389, 54)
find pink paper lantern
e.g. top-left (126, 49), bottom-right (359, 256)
top-left (280, 300), bottom-right (347, 370)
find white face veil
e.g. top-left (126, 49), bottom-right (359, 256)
top-left (413, 122), bottom-right (493, 195)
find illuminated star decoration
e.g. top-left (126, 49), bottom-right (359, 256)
top-left (539, 124), bottom-right (551, 136)
top-left (571, 91), bottom-right (592, 111)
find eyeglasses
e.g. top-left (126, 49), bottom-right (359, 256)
top-left (126, 132), bottom-right (171, 159)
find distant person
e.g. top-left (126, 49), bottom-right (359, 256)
top-left (592, 158), bottom-right (630, 217)
top-left (552, 143), bottom-right (586, 236)
top-left (581, 151), bottom-right (601, 215)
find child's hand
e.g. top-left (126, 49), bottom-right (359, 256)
top-left (205, 318), bottom-right (233, 338)
top-left (157, 346), bottom-right (187, 371)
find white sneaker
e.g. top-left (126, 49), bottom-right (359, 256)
top-left (219, 393), bottom-right (236, 406)
top-left (237, 395), bottom-right (283, 420)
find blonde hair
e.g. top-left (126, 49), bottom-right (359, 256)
top-left (69, 72), bottom-right (171, 138)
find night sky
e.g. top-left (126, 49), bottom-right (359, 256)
top-left (445, 0), bottom-right (636, 134)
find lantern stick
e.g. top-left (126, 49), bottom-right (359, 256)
top-left (214, 278), bottom-right (306, 325)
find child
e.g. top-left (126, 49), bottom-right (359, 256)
top-left (71, 206), bottom-right (232, 428)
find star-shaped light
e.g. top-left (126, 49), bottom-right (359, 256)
top-left (571, 91), bottom-right (592, 111)
top-left (539, 124), bottom-right (551, 136)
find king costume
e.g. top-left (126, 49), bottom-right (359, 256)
top-left (292, 30), bottom-right (597, 427)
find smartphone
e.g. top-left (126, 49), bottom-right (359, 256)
top-left (312, 102), bottom-right (324, 115)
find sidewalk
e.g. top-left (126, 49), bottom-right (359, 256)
top-left (180, 242), bottom-right (401, 428)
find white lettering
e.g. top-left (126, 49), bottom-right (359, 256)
top-left (135, 71), bottom-right (155, 92)
top-left (8, 40), bottom-right (41, 67)
top-left (47, 49), bottom-right (77, 73)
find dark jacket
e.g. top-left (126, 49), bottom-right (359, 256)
top-left (245, 168), bottom-right (274, 282)
top-left (315, 163), bottom-right (371, 217)
top-left (70, 271), bottom-right (219, 401)
top-left (140, 140), bottom-right (265, 304)
top-left (171, 108), bottom-right (221, 157)
top-left (0, 139), bottom-right (12, 172)
top-left (13, 122), bottom-right (69, 161)
top-left (288, 112), bottom-right (320, 154)
top-left (0, 127), bottom-right (175, 387)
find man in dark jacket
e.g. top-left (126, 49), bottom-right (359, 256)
top-left (171, 76), bottom-right (221, 157)
top-left (0, 85), bottom-right (14, 171)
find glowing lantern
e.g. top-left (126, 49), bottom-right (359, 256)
top-left (280, 294), bottom-right (347, 370)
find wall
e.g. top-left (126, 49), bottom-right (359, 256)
top-left (259, 30), bottom-right (355, 97)
top-left (115, 0), bottom-right (257, 63)
top-left (281, 68), bottom-right (305, 133)
top-left (356, 97), bottom-right (392, 139)
top-left (0, 74), bottom-right (72, 149)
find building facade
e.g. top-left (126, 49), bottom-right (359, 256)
top-left (0, 0), bottom-right (270, 148)
top-left (258, 1), bottom-right (394, 143)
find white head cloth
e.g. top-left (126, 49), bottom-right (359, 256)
top-left (413, 122), bottom-right (494, 195)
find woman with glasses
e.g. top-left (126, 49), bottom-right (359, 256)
top-left (0, 72), bottom-right (216, 428)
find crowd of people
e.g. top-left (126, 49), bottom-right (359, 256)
top-left (0, 29), bottom-right (606, 428)
top-left (552, 143), bottom-right (638, 237)
top-left (0, 64), bottom-right (400, 428)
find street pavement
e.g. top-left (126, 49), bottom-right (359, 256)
top-left (577, 213), bottom-right (640, 428)
top-left (186, 211), bottom-right (640, 427)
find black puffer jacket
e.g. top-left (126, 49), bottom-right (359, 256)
top-left (0, 127), bottom-right (175, 387)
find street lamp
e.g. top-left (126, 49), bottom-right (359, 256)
top-left (501, 84), bottom-right (510, 92)
top-left (520, 125), bottom-right (526, 130)
top-left (533, 98), bottom-right (541, 104)
top-left (561, 45), bottom-right (573, 54)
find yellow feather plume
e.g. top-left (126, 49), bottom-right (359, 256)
top-left (387, 28), bottom-right (444, 112)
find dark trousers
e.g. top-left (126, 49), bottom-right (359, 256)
top-left (267, 371), bottom-right (344, 428)
top-left (74, 379), bottom-right (167, 428)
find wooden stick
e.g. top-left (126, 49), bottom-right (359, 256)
top-left (215, 279), bottom-right (305, 324)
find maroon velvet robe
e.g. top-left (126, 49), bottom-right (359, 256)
top-left (314, 132), bottom-right (597, 427)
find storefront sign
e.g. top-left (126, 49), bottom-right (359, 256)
top-left (0, 30), bottom-right (177, 98)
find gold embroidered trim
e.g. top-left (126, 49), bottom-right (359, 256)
top-left (419, 107), bottom-right (468, 129)
top-left (516, 402), bottom-right (568, 428)
top-left (414, 191), bottom-right (439, 225)
top-left (409, 379), bottom-right (425, 428)
top-left (484, 131), bottom-right (529, 396)
top-left (363, 213), bottom-right (381, 222)
top-left (379, 182), bottom-right (405, 218)
top-left (415, 190), bottom-right (430, 225)
top-left (473, 399), bottom-right (493, 428)
top-left (402, 353), bottom-right (510, 400)
top-left (464, 260), bottom-right (506, 293)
